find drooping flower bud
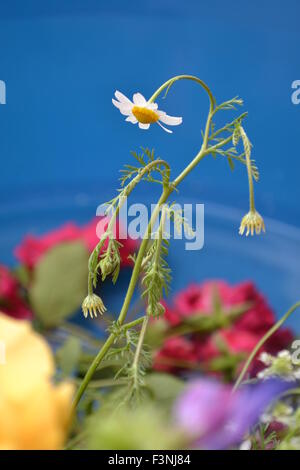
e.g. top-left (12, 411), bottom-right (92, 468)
top-left (239, 210), bottom-right (265, 236)
top-left (82, 294), bottom-right (106, 319)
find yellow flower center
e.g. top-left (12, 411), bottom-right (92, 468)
top-left (132, 106), bottom-right (159, 124)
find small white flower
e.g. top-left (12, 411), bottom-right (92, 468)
top-left (112, 91), bottom-right (182, 133)
top-left (257, 370), bottom-right (268, 380)
top-left (259, 352), bottom-right (272, 366)
top-left (278, 350), bottom-right (291, 359)
top-left (240, 439), bottom-right (251, 450)
top-left (257, 349), bottom-right (300, 381)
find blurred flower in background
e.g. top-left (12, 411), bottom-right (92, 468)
top-left (0, 265), bottom-right (32, 320)
top-left (14, 217), bottom-right (137, 270)
top-left (153, 281), bottom-right (293, 380)
top-left (0, 217), bottom-right (138, 327)
top-left (0, 313), bottom-right (73, 449)
top-left (174, 378), bottom-right (291, 449)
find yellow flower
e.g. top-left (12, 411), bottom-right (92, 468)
top-left (239, 210), bottom-right (266, 236)
top-left (0, 313), bottom-right (73, 450)
top-left (82, 293), bottom-right (106, 318)
top-left (112, 91), bottom-right (182, 133)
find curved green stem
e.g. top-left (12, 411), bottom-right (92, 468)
top-left (148, 74), bottom-right (215, 112)
top-left (149, 75), bottom-right (215, 189)
top-left (73, 75), bottom-right (218, 409)
top-left (233, 301), bottom-right (300, 392)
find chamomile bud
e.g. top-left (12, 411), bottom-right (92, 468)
top-left (99, 256), bottom-right (118, 279)
top-left (239, 210), bottom-right (266, 236)
top-left (82, 294), bottom-right (106, 319)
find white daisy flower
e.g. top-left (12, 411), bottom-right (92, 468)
top-left (112, 91), bottom-right (182, 133)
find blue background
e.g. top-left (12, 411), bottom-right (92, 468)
top-left (0, 0), bottom-right (299, 221)
top-left (0, 1), bottom-right (300, 329)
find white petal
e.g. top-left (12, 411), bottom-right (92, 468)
top-left (147, 102), bottom-right (158, 110)
top-left (133, 93), bottom-right (147, 106)
top-left (138, 123), bottom-right (150, 130)
top-left (115, 90), bottom-right (132, 104)
top-left (158, 112), bottom-right (182, 126)
top-left (157, 121), bottom-right (172, 133)
top-left (126, 115), bottom-right (138, 124)
top-left (112, 99), bottom-right (132, 116)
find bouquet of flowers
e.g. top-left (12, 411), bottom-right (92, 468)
top-left (1, 75), bottom-right (300, 451)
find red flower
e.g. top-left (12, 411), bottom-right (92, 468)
top-left (0, 265), bottom-right (32, 320)
top-left (0, 264), bottom-right (18, 298)
top-left (153, 280), bottom-right (293, 379)
top-left (154, 336), bottom-right (198, 373)
top-left (14, 217), bottom-right (138, 269)
top-left (173, 280), bottom-right (275, 333)
top-left (14, 223), bottom-right (82, 269)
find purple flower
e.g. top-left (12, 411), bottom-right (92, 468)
top-left (174, 378), bottom-right (291, 449)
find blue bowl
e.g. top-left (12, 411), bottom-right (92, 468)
top-left (1, 183), bottom-right (300, 333)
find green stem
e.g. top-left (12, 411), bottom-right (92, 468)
top-left (148, 74), bottom-right (215, 111)
top-left (210, 112), bottom-right (248, 140)
top-left (240, 126), bottom-right (255, 213)
top-left (132, 315), bottom-right (150, 378)
top-left (233, 301), bottom-right (300, 392)
top-left (88, 272), bottom-right (94, 296)
top-left (88, 159), bottom-right (170, 276)
top-left (149, 75), bottom-right (215, 189)
top-left (116, 189), bottom-right (171, 327)
top-left (122, 316), bottom-right (146, 331)
top-left (73, 75), bottom-right (217, 409)
top-left (72, 190), bottom-right (170, 410)
top-left (72, 333), bottom-right (115, 411)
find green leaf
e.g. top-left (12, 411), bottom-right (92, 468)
top-left (227, 156), bottom-right (235, 171)
top-left (13, 264), bottom-right (31, 288)
top-left (56, 336), bottom-right (81, 378)
top-left (29, 241), bottom-right (89, 327)
top-left (145, 372), bottom-right (185, 403)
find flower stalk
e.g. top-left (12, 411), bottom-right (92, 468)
top-left (73, 74), bottom-right (264, 411)
top-left (233, 301), bottom-right (300, 392)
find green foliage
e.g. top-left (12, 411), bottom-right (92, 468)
top-left (87, 147), bottom-right (170, 293)
top-left (211, 143), bottom-right (259, 181)
top-left (207, 106), bottom-right (260, 181)
top-left (166, 203), bottom-right (195, 238)
top-left (213, 96), bottom-right (244, 112)
top-left (98, 239), bottom-right (122, 284)
top-left (13, 264), bottom-right (31, 288)
top-left (86, 404), bottom-right (182, 450)
top-left (142, 238), bottom-right (171, 318)
top-left (104, 323), bottom-right (152, 405)
top-left (56, 336), bottom-right (81, 378)
top-left (250, 423), bottom-right (279, 450)
top-left (120, 147), bottom-right (169, 187)
top-left (29, 241), bottom-right (89, 327)
top-left (145, 372), bottom-right (185, 405)
top-left (232, 124), bottom-right (241, 147)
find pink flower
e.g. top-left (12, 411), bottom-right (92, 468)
top-left (154, 336), bottom-right (198, 372)
top-left (0, 265), bottom-right (32, 320)
top-left (0, 265), bottom-right (18, 298)
top-left (154, 280), bottom-right (293, 379)
top-left (173, 281), bottom-right (275, 333)
top-left (14, 217), bottom-right (138, 269)
top-left (14, 223), bottom-right (81, 269)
